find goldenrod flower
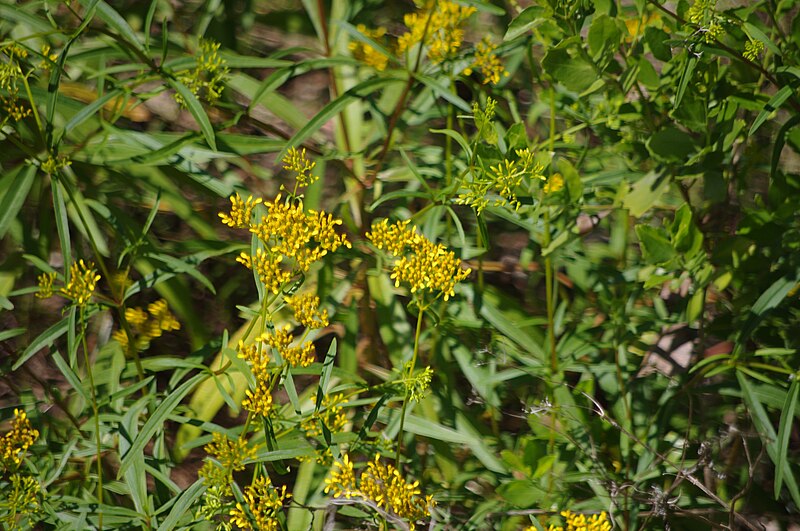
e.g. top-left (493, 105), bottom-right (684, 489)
top-left (35, 272), bottom-right (56, 299)
top-left (406, 366), bottom-right (433, 402)
top-left (302, 393), bottom-right (348, 438)
top-left (237, 249), bottom-right (292, 294)
top-left (242, 378), bottom-right (274, 417)
top-left (112, 299), bottom-right (180, 351)
top-left (41, 155), bottom-right (71, 175)
top-left (470, 37), bottom-right (507, 85)
top-left (743, 39), bottom-right (764, 61)
top-left (544, 172), bottom-right (565, 194)
top-left (229, 475), bottom-right (291, 531)
top-left (368, 219), bottom-right (470, 301)
top-left (175, 38), bottom-right (228, 106)
top-left (286, 292), bottom-right (329, 329)
top-left (219, 193), bottom-right (262, 229)
top-left (3, 473), bottom-right (40, 525)
top-left (282, 147), bottom-right (318, 188)
top-left (60, 260), bottom-right (100, 306)
top-left (398, 1), bottom-right (476, 64)
top-left (325, 453), bottom-right (433, 530)
top-left (0, 409), bottom-right (39, 471)
top-left (199, 432), bottom-right (256, 489)
top-left (323, 454), bottom-right (357, 497)
top-left (349, 24), bottom-right (390, 71)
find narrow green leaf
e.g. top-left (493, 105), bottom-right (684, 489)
top-left (739, 372), bottom-right (800, 507)
top-left (750, 86), bottom-right (793, 136)
top-left (0, 165), bottom-right (36, 240)
top-left (13, 315), bottom-right (70, 370)
top-left (118, 372), bottom-right (209, 478)
top-left (0, 328), bottom-right (25, 342)
top-left (775, 377), bottom-right (800, 498)
top-left (52, 177), bottom-right (72, 268)
top-left (316, 339), bottom-right (337, 413)
top-left (167, 78), bottom-right (217, 151)
top-left (157, 479), bottom-right (206, 531)
top-left (430, 128), bottom-right (473, 159)
top-left (52, 349), bottom-right (90, 403)
top-left (278, 76), bottom-right (403, 160)
top-left (87, 0), bottom-right (145, 52)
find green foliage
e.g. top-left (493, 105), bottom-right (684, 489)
top-left (2, 0), bottom-right (800, 529)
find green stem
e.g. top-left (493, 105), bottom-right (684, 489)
top-left (80, 306), bottom-right (103, 530)
top-left (394, 304), bottom-right (425, 468)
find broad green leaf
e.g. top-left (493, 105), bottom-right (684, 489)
top-left (588, 15), bottom-right (622, 60)
top-left (635, 225), bottom-right (675, 265)
top-left (646, 127), bottom-right (696, 162)
top-left (622, 170), bottom-right (669, 218)
top-left (542, 46), bottom-right (596, 92)
top-left (504, 6), bottom-right (548, 41)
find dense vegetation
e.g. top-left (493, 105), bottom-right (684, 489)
top-left (1, 0), bottom-right (800, 529)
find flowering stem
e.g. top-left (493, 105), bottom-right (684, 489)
top-left (80, 305), bottom-right (103, 530)
top-left (394, 303), bottom-right (425, 468)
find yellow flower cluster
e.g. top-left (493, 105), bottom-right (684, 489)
top-left (35, 272), bottom-right (56, 299)
top-left (285, 292), bottom-right (329, 329)
top-left (743, 39), bottom-right (764, 61)
top-left (0, 43), bottom-right (31, 125)
top-left (261, 325), bottom-right (316, 368)
top-left (238, 340), bottom-right (275, 417)
top-left (324, 454), bottom-right (434, 530)
top-left (282, 147), bottom-right (318, 188)
top-left (405, 365), bottom-right (433, 403)
top-left (302, 393), bottom-right (348, 438)
top-left (225, 192), bottom-right (350, 293)
top-left (349, 25), bottom-right (389, 71)
top-left (198, 432), bottom-right (257, 490)
top-left (229, 474), bottom-right (291, 531)
top-left (0, 409), bottom-right (39, 471)
top-left (4, 473), bottom-right (40, 523)
top-left (468, 37), bottom-right (507, 85)
top-left (112, 299), bottom-right (180, 351)
top-left (398, 1), bottom-right (476, 63)
top-left (219, 193), bottom-right (262, 229)
top-left (60, 260), bottom-right (101, 306)
top-left (540, 510), bottom-right (612, 531)
top-left (41, 155), bottom-right (72, 175)
top-left (175, 38), bottom-right (229, 106)
top-left (367, 219), bottom-right (470, 301)
top-left (458, 148), bottom-right (546, 214)
top-left (544, 172), bottom-right (565, 194)
top-left (686, 0), bottom-right (723, 43)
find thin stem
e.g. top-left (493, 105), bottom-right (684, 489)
top-left (394, 303), bottom-right (425, 468)
top-left (80, 306), bottom-right (103, 530)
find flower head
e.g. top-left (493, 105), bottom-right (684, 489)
top-left (544, 172), bottom-right (565, 194)
top-left (324, 453), bottom-right (433, 530)
top-left (398, 1), bottom-right (477, 64)
top-left (282, 147), bottom-right (318, 188)
top-left (229, 474), bottom-right (291, 531)
top-left (368, 220), bottom-right (470, 301)
top-left (0, 409), bottom-right (39, 471)
top-left (349, 25), bottom-right (390, 71)
top-left (302, 393), bottom-right (348, 438)
top-left (60, 260), bottom-right (100, 306)
top-left (219, 193), bottom-right (262, 229)
top-left (199, 433), bottom-right (257, 490)
top-left (112, 299), bottom-right (180, 351)
top-left (35, 272), bottom-right (56, 299)
top-left (286, 292), bottom-right (329, 329)
top-left (470, 37), bottom-right (507, 85)
top-left (175, 38), bottom-right (228, 106)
